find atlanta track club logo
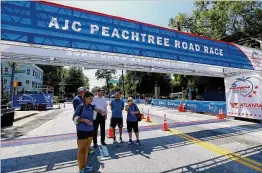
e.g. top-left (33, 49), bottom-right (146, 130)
top-left (230, 77), bottom-right (259, 98)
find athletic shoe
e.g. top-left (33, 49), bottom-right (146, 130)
top-left (128, 139), bottom-right (132, 145)
top-left (101, 142), bottom-right (107, 146)
top-left (113, 137), bottom-right (117, 144)
top-left (119, 137), bottom-right (123, 143)
top-left (135, 140), bottom-right (140, 145)
top-left (93, 143), bottom-right (98, 148)
top-left (88, 149), bottom-right (94, 154)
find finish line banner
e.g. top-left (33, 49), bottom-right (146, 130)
top-left (1, 1), bottom-right (259, 70)
top-left (225, 72), bottom-right (262, 120)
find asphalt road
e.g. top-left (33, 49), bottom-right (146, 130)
top-left (1, 104), bottom-right (262, 173)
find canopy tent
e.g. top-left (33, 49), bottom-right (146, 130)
top-left (1, 1), bottom-right (261, 77)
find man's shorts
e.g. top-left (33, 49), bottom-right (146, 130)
top-left (110, 118), bottom-right (123, 128)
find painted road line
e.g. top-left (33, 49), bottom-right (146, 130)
top-left (143, 120), bottom-right (262, 172)
top-left (168, 129), bottom-right (262, 172)
top-left (98, 145), bottom-right (111, 161)
top-left (169, 129), bottom-right (262, 168)
top-left (101, 145), bottom-right (110, 157)
top-left (0, 119), bottom-right (229, 148)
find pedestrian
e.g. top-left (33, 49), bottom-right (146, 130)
top-left (72, 87), bottom-right (85, 111)
top-left (72, 87), bottom-right (95, 155)
top-left (125, 97), bottom-right (140, 145)
top-left (73, 91), bottom-right (105, 173)
top-left (110, 92), bottom-right (125, 143)
top-left (92, 88), bottom-right (107, 147)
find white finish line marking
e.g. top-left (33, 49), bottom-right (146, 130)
top-left (98, 145), bottom-right (111, 161)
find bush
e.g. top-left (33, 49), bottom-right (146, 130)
top-left (54, 96), bottom-right (60, 104)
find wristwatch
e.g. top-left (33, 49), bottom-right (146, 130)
top-left (74, 116), bottom-right (80, 125)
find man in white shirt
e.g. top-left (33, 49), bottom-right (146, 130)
top-left (92, 88), bottom-right (107, 147)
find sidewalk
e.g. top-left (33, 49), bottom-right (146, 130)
top-left (14, 104), bottom-right (63, 122)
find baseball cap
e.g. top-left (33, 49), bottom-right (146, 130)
top-left (77, 87), bottom-right (85, 92)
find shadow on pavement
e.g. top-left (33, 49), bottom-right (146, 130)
top-left (1, 132), bottom-right (262, 173)
top-left (185, 123), bottom-right (262, 142)
top-left (160, 145), bottom-right (262, 173)
top-left (1, 109), bottom-right (65, 140)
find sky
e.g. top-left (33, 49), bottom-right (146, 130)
top-left (51, 0), bottom-right (195, 90)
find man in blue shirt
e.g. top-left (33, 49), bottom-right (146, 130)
top-left (110, 92), bottom-right (125, 143)
top-left (72, 87), bottom-right (85, 111)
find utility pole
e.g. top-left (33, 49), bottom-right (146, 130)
top-left (122, 70), bottom-right (125, 98)
top-left (9, 62), bottom-right (16, 107)
top-left (59, 74), bottom-right (65, 108)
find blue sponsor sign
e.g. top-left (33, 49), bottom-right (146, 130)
top-left (152, 99), bottom-right (226, 114)
top-left (13, 93), bottom-right (53, 108)
top-left (1, 1), bottom-right (253, 70)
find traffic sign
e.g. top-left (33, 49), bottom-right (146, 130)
top-left (109, 80), bottom-right (119, 84)
top-left (1, 74), bottom-right (11, 77)
top-left (15, 70), bottom-right (25, 73)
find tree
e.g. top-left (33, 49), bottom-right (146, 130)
top-left (91, 86), bottom-right (101, 94)
top-left (123, 71), bottom-right (172, 97)
top-left (37, 65), bottom-right (64, 95)
top-left (169, 1), bottom-right (262, 46)
top-left (65, 67), bottom-right (89, 96)
top-left (95, 69), bottom-right (116, 95)
top-left (168, 1), bottom-right (262, 96)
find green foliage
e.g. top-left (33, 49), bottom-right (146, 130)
top-left (168, 1), bottom-right (262, 93)
top-left (65, 67), bottom-right (89, 95)
top-left (169, 1), bottom-right (262, 46)
top-left (123, 71), bottom-right (172, 97)
top-left (95, 69), bottom-right (116, 94)
top-left (37, 65), bottom-right (64, 95)
top-left (53, 96), bottom-right (59, 104)
top-left (91, 86), bottom-right (101, 94)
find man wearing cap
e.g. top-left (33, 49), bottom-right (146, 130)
top-left (92, 88), bottom-right (107, 147)
top-left (72, 87), bottom-right (95, 154)
top-left (72, 87), bottom-right (85, 111)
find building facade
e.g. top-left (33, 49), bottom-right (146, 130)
top-left (1, 62), bottom-right (44, 95)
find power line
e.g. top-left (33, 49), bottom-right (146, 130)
top-left (233, 34), bottom-right (262, 44)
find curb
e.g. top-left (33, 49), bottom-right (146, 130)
top-left (14, 113), bottom-right (38, 122)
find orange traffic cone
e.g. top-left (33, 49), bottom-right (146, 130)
top-left (178, 102), bottom-right (182, 112)
top-left (182, 104), bottom-right (186, 112)
top-left (218, 108), bottom-right (225, 119)
top-left (161, 114), bottom-right (169, 131)
top-left (107, 127), bottom-right (114, 138)
top-left (146, 110), bottom-right (151, 122)
top-left (141, 108), bottom-right (145, 119)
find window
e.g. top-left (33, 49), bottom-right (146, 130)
top-left (27, 69), bottom-right (30, 75)
top-left (26, 80), bottom-right (30, 85)
top-left (4, 79), bottom-right (7, 84)
top-left (32, 81), bottom-right (34, 87)
top-left (5, 67), bottom-right (8, 72)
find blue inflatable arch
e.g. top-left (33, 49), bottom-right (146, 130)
top-left (1, 1), bottom-right (261, 77)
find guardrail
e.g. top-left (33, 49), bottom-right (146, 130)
top-left (151, 99), bottom-right (226, 115)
